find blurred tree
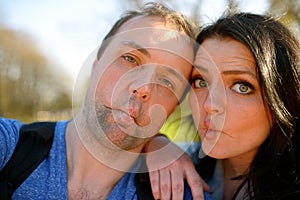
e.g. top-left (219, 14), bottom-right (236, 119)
top-left (120, 0), bottom-right (243, 30)
top-left (123, 0), bottom-right (299, 38)
top-left (0, 27), bottom-right (72, 122)
top-left (2, 0), bottom-right (298, 123)
top-left (268, 0), bottom-right (300, 37)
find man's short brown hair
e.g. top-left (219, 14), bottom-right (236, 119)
top-left (96, 2), bottom-right (197, 59)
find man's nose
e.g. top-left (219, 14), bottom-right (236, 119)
top-left (131, 85), bottom-right (151, 102)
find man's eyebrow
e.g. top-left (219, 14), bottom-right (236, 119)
top-left (122, 41), bottom-right (151, 57)
top-left (164, 67), bottom-right (185, 83)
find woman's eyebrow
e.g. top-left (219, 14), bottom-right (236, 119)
top-left (221, 68), bottom-right (256, 79)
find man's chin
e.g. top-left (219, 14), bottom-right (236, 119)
top-left (105, 130), bottom-right (147, 151)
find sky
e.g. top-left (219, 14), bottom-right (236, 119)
top-left (0, 0), bottom-right (269, 83)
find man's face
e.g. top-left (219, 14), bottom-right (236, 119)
top-left (84, 16), bottom-right (194, 151)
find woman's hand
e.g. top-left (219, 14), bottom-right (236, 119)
top-left (145, 135), bottom-right (209, 200)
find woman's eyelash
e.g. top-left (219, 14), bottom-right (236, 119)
top-left (231, 81), bottom-right (255, 94)
top-left (234, 81), bottom-right (254, 89)
top-left (191, 76), bottom-right (208, 88)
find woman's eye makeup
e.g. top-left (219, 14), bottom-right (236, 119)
top-left (231, 81), bottom-right (254, 94)
top-left (191, 77), bottom-right (208, 88)
top-left (191, 74), bottom-right (255, 96)
top-left (191, 63), bottom-right (257, 96)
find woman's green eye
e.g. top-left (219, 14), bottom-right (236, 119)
top-left (239, 84), bottom-right (248, 93)
top-left (124, 55), bottom-right (137, 64)
top-left (194, 78), bottom-right (208, 88)
top-left (232, 82), bottom-right (253, 94)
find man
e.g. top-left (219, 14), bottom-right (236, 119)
top-left (0, 2), bottom-right (200, 199)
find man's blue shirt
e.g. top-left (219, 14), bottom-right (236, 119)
top-left (0, 118), bottom-right (208, 199)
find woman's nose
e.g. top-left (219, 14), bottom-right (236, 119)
top-left (203, 85), bottom-right (225, 114)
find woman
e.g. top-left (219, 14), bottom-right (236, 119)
top-left (190, 12), bottom-right (300, 199)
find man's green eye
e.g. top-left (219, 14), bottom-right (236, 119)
top-left (160, 78), bottom-right (173, 89)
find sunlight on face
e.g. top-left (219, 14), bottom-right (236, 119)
top-left (73, 16), bottom-right (195, 172)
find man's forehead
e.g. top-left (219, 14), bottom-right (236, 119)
top-left (109, 17), bottom-right (194, 62)
top-left (118, 15), bottom-right (171, 33)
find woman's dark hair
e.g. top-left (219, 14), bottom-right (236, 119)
top-left (196, 12), bottom-right (300, 199)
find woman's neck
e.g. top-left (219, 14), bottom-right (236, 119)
top-left (222, 152), bottom-right (256, 200)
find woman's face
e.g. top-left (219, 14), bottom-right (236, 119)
top-left (190, 36), bottom-right (272, 160)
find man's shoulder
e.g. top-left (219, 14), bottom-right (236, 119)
top-left (0, 117), bottom-right (24, 170)
top-left (12, 120), bottom-right (69, 199)
top-left (0, 117), bottom-right (23, 136)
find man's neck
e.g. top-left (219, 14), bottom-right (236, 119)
top-left (65, 120), bottom-right (141, 199)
